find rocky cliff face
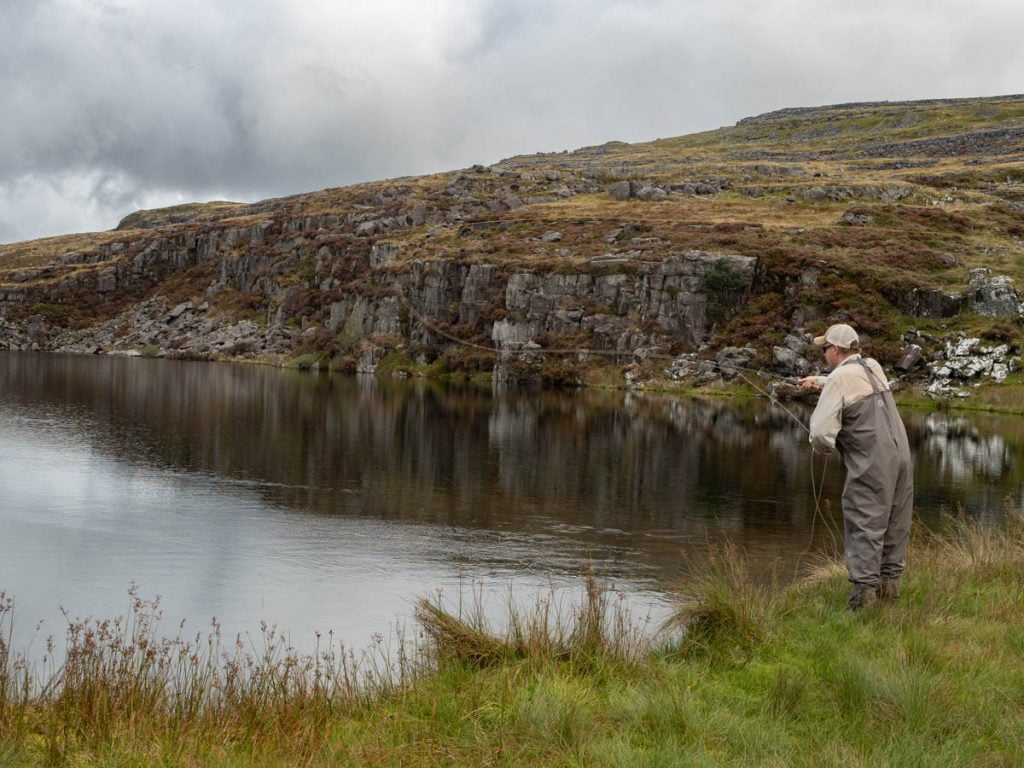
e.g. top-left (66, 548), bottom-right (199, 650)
top-left (0, 210), bottom-right (757, 378)
top-left (2, 94), bottom-right (1024, 392)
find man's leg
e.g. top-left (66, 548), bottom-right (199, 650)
top-left (842, 475), bottom-right (889, 609)
top-left (879, 459), bottom-right (914, 598)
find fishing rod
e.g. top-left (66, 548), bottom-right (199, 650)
top-left (392, 290), bottom-right (820, 436)
top-left (394, 290), bottom-right (838, 572)
top-left (394, 294), bottom-right (807, 377)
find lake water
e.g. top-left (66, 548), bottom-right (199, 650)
top-left (1, 352), bottom-right (1021, 655)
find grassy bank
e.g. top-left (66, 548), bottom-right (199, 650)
top-left (3, 516), bottom-right (1023, 767)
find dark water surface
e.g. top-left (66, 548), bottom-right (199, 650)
top-left (2, 352), bottom-right (1021, 653)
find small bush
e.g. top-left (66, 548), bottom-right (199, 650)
top-left (701, 261), bottom-right (751, 324)
top-left (287, 353), bottom-right (323, 370)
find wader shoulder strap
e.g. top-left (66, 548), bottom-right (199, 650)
top-left (854, 357), bottom-right (905, 445)
top-left (853, 357), bottom-right (886, 394)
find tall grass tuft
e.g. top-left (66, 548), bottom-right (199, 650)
top-left (926, 501), bottom-right (1024, 574)
top-left (0, 592), bottom-right (32, 754)
top-left (1, 585), bottom-right (416, 762)
top-left (663, 543), bottom-right (779, 661)
top-left (415, 568), bottom-right (650, 670)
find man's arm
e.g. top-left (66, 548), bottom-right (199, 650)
top-left (808, 378), bottom-right (842, 453)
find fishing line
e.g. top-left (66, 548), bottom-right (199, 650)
top-left (731, 365), bottom-right (839, 576)
top-left (394, 290), bottom-right (800, 381)
top-left (395, 289), bottom-right (835, 572)
top-left (730, 368), bottom-right (810, 435)
top-left (793, 452), bottom-right (839, 578)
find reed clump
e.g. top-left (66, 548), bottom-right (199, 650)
top-left (0, 586), bottom-right (412, 764)
top-left (2, 514), bottom-right (1023, 766)
top-left (415, 567), bottom-right (649, 670)
top-left (662, 543), bottom-right (781, 661)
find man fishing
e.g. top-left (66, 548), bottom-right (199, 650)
top-left (797, 324), bottom-right (914, 610)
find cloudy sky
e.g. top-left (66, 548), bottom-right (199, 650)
top-left (1, 0), bottom-right (1022, 243)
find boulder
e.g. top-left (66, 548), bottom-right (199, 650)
top-left (408, 205), bottom-right (429, 226)
top-left (967, 268), bottom-right (1023, 318)
top-left (714, 346), bottom-right (758, 379)
top-left (355, 221), bottom-right (379, 237)
top-left (772, 345), bottom-right (811, 377)
top-left (840, 211), bottom-right (874, 226)
top-left (96, 268), bottom-right (117, 293)
top-left (894, 344), bottom-right (923, 372)
top-left (905, 287), bottom-right (963, 318)
top-left (607, 181), bottom-right (633, 201)
top-left (635, 186), bottom-right (667, 202)
top-left (166, 301), bottom-right (193, 321)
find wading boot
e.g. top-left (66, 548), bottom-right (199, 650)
top-left (878, 578), bottom-right (900, 601)
top-left (847, 584), bottom-right (878, 611)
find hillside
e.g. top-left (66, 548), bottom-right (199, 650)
top-left (1, 94), bottom-right (1023, 396)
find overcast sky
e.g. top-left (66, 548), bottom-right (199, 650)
top-left (1, 0), bottom-right (1022, 243)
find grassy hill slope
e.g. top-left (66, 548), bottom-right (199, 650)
top-left (1, 94), bottom-right (1022, 392)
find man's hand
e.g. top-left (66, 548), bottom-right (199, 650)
top-left (797, 376), bottom-right (823, 392)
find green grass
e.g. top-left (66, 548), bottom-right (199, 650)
top-left (3, 514), bottom-right (1023, 766)
top-left (284, 352), bottom-right (326, 370)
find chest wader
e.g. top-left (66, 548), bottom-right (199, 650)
top-left (833, 358), bottom-right (914, 588)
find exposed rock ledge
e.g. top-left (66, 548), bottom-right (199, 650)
top-left (0, 245), bottom-right (759, 381)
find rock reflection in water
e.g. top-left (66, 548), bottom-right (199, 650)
top-left (1, 352), bottom-right (1022, 656)
top-left (1, 352), bottom-right (1019, 575)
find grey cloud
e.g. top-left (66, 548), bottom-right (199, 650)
top-left (1, 0), bottom-right (1023, 243)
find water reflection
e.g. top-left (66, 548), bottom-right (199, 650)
top-left (1, 352), bottom-right (1021, 652)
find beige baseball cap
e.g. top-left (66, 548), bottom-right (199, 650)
top-left (813, 323), bottom-right (860, 349)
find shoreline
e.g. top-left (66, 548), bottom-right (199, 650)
top-left (5, 346), bottom-right (1024, 418)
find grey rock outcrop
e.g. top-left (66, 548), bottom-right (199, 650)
top-left (664, 353), bottom-right (719, 386)
top-left (904, 287), bottom-right (963, 318)
top-left (800, 185), bottom-right (913, 203)
top-left (25, 315), bottom-right (49, 347)
top-left (714, 346), bottom-right (758, 380)
top-left (668, 178), bottom-right (729, 196)
top-left (840, 211), bottom-right (874, 226)
top-left (894, 344), bottom-right (923, 372)
top-left (772, 345), bottom-right (811, 377)
top-left (356, 346), bottom-right (391, 374)
top-left (926, 336), bottom-right (1020, 398)
top-left (635, 185), bottom-right (667, 202)
top-left (966, 268), bottom-right (1023, 318)
top-left (608, 181), bottom-right (632, 200)
top-left (369, 242), bottom-right (401, 267)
